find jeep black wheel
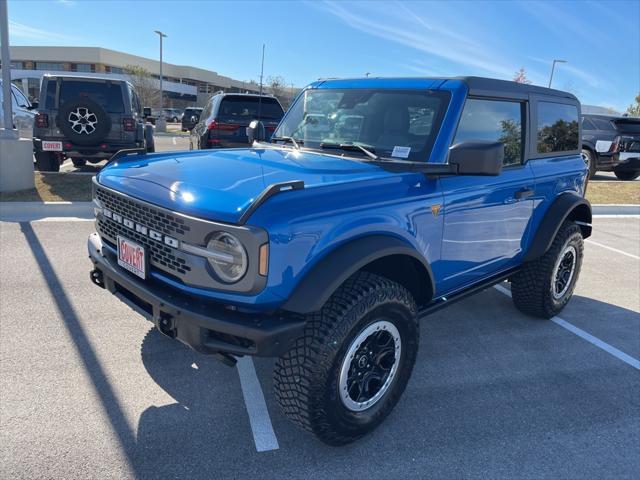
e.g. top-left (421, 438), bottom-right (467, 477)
top-left (56, 97), bottom-right (111, 146)
top-left (71, 158), bottom-right (86, 168)
top-left (274, 272), bottom-right (419, 445)
top-left (581, 148), bottom-right (596, 179)
top-left (511, 221), bottom-right (584, 318)
top-left (614, 169), bottom-right (640, 181)
top-left (35, 151), bottom-right (60, 172)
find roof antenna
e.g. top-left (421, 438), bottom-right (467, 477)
top-left (257, 43), bottom-right (265, 120)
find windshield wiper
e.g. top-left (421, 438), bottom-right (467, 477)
top-left (320, 142), bottom-right (379, 160)
top-left (271, 136), bottom-right (302, 149)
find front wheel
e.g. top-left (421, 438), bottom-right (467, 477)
top-left (511, 221), bottom-right (584, 318)
top-left (614, 169), bottom-right (640, 181)
top-left (274, 272), bottom-right (419, 445)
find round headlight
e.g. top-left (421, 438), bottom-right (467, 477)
top-left (207, 232), bottom-right (248, 283)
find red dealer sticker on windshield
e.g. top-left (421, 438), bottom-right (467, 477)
top-left (117, 236), bottom-right (146, 279)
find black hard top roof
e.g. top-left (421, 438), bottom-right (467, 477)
top-left (454, 76), bottom-right (578, 101)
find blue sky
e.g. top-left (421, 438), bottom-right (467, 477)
top-left (7, 0), bottom-right (640, 111)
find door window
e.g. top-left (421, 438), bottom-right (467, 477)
top-left (453, 99), bottom-right (524, 166)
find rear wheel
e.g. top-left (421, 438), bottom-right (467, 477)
top-left (581, 148), bottom-right (596, 179)
top-left (274, 272), bottom-right (419, 445)
top-left (35, 151), bottom-right (60, 172)
top-left (511, 221), bottom-right (583, 318)
top-left (614, 169), bottom-right (640, 181)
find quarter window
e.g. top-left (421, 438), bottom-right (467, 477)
top-left (537, 102), bottom-right (579, 154)
top-left (454, 99), bottom-right (524, 166)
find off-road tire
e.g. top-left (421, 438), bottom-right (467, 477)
top-left (274, 272), bottom-right (419, 446)
top-left (581, 148), bottom-right (596, 179)
top-left (511, 221), bottom-right (583, 319)
top-left (614, 169), bottom-right (640, 181)
top-left (71, 158), bottom-right (86, 168)
top-left (35, 151), bottom-right (60, 172)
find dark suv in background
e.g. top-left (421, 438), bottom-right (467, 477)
top-left (33, 75), bottom-right (154, 171)
top-left (581, 114), bottom-right (640, 180)
top-left (181, 107), bottom-right (202, 131)
top-left (189, 93), bottom-right (284, 149)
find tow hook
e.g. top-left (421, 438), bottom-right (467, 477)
top-left (90, 269), bottom-right (105, 288)
top-left (157, 312), bottom-right (176, 338)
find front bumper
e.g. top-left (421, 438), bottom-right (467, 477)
top-left (88, 232), bottom-right (305, 358)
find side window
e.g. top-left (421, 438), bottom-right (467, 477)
top-left (537, 102), bottom-right (579, 154)
top-left (44, 80), bottom-right (57, 109)
top-left (12, 86), bottom-right (29, 107)
top-left (582, 118), bottom-right (596, 130)
top-left (200, 98), bottom-right (213, 121)
top-left (454, 98), bottom-right (524, 166)
top-left (593, 118), bottom-right (615, 131)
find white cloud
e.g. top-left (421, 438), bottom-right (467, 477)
top-left (9, 20), bottom-right (77, 41)
top-left (315, 1), bottom-right (532, 79)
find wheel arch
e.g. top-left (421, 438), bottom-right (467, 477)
top-left (524, 192), bottom-right (592, 262)
top-left (281, 235), bottom-right (435, 314)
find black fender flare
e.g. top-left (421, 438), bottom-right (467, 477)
top-left (524, 192), bottom-right (592, 262)
top-left (282, 235), bottom-right (434, 314)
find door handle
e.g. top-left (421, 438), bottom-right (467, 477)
top-left (515, 188), bottom-right (534, 200)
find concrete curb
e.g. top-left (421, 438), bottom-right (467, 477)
top-left (0, 201), bottom-right (93, 222)
top-left (592, 204), bottom-right (640, 216)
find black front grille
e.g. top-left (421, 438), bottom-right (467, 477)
top-left (95, 187), bottom-right (191, 237)
top-left (98, 218), bottom-right (192, 276)
top-left (95, 186), bottom-right (193, 277)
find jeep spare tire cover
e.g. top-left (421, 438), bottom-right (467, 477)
top-left (57, 97), bottom-right (111, 146)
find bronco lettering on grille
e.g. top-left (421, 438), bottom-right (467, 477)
top-left (103, 208), bottom-right (179, 248)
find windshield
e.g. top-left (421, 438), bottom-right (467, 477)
top-left (273, 89), bottom-right (450, 162)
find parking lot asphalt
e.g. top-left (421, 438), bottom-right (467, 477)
top-left (0, 216), bottom-right (638, 479)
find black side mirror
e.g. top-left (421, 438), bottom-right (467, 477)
top-left (247, 120), bottom-right (266, 144)
top-left (28, 101), bottom-right (39, 110)
top-left (143, 107), bottom-right (152, 117)
top-left (449, 141), bottom-right (504, 176)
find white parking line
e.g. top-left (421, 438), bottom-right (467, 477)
top-left (236, 356), bottom-right (279, 452)
top-left (494, 284), bottom-right (640, 370)
top-left (585, 239), bottom-right (640, 260)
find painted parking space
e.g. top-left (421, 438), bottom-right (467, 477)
top-left (1, 216), bottom-right (639, 478)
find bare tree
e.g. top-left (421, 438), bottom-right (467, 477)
top-left (513, 67), bottom-right (532, 84)
top-left (125, 65), bottom-right (160, 108)
top-left (626, 93), bottom-right (640, 117)
top-left (267, 75), bottom-right (286, 100)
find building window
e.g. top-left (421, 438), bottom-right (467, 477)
top-left (106, 66), bottom-right (123, 74)
top-left (35, 62), bottom-right (65, 71)
top-left (0, 61), bottom-right (24, 69)
top-left (72, 63), bottom-right (94, 73)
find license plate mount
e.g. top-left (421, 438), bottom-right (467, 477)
top-left (42, 141), bottom-right (63, 152)
top-left (117, 236), bottom-right (146, 279)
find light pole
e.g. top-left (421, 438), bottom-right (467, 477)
top-left (154, 30), bottom-right (167, 132)
top-left (0, 0), bottom-right (35, 193)
top-left (548, 59), bottom-right (567, 88)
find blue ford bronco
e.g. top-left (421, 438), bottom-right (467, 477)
top-left (88, 77), bottom-right (591, 445)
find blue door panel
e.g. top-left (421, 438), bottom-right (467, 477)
top-left (434, 163), bottom-right (535, 296)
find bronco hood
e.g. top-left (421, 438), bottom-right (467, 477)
top-left (97, 147), bottom-right (395, 223)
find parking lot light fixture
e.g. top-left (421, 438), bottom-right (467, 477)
top-left (548, 59), bottom-right (567, 88)
top-left (154, 30), bottom-right (168, 133)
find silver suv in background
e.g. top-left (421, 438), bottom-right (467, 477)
top-left (33, 75), bottom-right (155, 171)
top-left (0, 80), bottom-right (36, 139)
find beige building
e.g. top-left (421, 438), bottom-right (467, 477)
top-left (3, 46), bottom-right (269, 108)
